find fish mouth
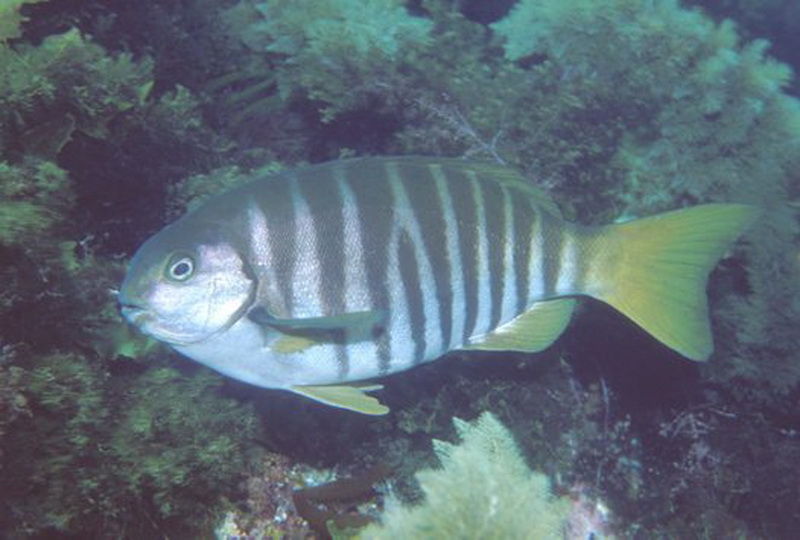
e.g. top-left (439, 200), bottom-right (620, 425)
top-left (119, 302), bottom-right (206, 347)
top-left (120, 302), bottom-right (148, 323)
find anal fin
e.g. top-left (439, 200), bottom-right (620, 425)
top-left (465, 298), bottom-right (575, 353)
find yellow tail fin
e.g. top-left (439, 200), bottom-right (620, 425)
top-left (588, 204), bottom-right (758, 360)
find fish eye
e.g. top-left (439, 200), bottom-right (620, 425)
top-left (166, 255), bottom-right (195, 281)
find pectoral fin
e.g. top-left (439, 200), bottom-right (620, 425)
top-left (290, 383), bottom-right (390, 415)
top-left (465, 298), bottom-right (575, 353)
top-left (249, 306), bottom-right (385, 334)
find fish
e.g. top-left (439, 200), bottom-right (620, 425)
top-left (119, 156), bottom-right (757, 415)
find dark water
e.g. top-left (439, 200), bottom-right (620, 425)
top-left (1, 0), bottom-right (799, 538)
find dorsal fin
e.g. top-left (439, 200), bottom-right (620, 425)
top-left (381, 156), bottom-right (562, 217)
top-left (460, 161), bottom-right (562, 217)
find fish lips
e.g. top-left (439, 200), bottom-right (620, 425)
top-left (119, 302), bottom-right (157, 336)
top-left (120, 302), bottom-right (149, 326)
top-left (119, 302), bottom-right (195, 346)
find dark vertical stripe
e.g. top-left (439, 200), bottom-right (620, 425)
top-left (398, 230), bottom-right (426, 364)
top-left (512, 194), bottom-right (535, 312)
top-left (398, 162), bottom-right (452, 353)
top-left (446, 167), bottom-right (479, 341)
top-left (345, 160), bottom-right (394, 374)
top-left (479, 176), bottom-right (507, 330)
top-left (541, 213), bottom-right (563, 298)
top-left (296, 168), bottom-right (345, 316)
top-left (253, 173), bottom-right (296, 315)
top-left (296, 167), bottom-right (350, 377)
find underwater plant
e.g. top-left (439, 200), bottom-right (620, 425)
top-left (224, 0), bottom-right (434, 122)
top-left (0, 28), bottom-right (153, 158)
top-left (1, 355), bottom-right (258, 536)
top-left (362, 412), bottom-right (573, 539)
top-left (0, 0), bottom-right (43, 42)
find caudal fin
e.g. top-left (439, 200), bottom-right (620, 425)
top-left (588, 204), bottom-right (758, 360)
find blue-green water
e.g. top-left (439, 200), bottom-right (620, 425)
top-left (1, 1), bottom-right (799, 537)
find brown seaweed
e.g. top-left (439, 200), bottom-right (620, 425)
top-left (292, 462), bottom-right (391, 539)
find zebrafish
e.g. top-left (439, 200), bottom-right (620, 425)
top-left (119, 157), bottom-right (757, 414)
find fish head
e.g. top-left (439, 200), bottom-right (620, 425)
top-left (119, 222), bottom-right (254, 346)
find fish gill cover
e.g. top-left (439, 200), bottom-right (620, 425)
top-left (0, 0), bottom-right (798, 537)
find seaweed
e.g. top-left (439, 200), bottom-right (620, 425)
top-left (292, 462), bottom-right (391, 538)
top-left (225, 0), bottom-right (433, 122)
top-left (1, 358), bottom-right (258, 536)
top-left (362, 413), bottom-right (573, 539)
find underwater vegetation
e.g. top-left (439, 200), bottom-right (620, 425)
top-left (0, 0), bottom-right (799, 537)
top-left (361, 412), bottom-right (575, 539)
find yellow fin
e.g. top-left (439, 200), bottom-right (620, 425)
top-left (466, 298), bottom-right (575, 353)
top-left (290, 383), bottom-right (389, 415)
top-left (591, 203), bottom-right (758, 361)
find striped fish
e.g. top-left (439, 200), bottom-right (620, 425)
top-left (119, 157), bottom-right (757, 414)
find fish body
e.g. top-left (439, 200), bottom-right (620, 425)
top-left (120, 157), bottom-right (757, 414)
